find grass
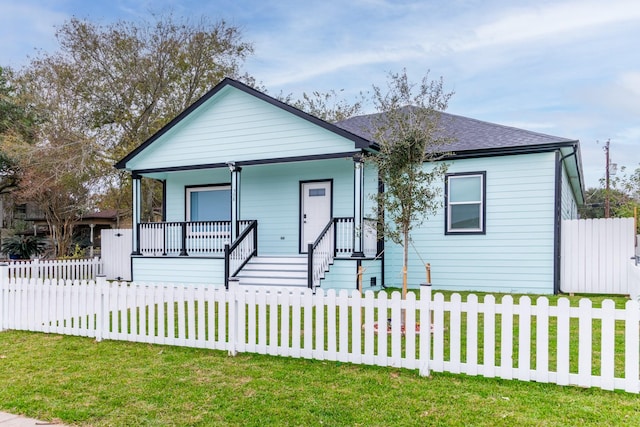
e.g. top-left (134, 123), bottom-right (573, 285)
top-left (0, 328), bottom-right (639, 426)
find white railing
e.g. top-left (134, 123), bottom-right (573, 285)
top-left (6, 258), bottom-right (103, 281)
top-left (1, 277), bottom-right (638, 394)
top-left (335, 217), bottom-right (353, 256)
top-left (138, 221), bottom-right (254, 257)
top-left (308, 220), bottom-right (335, 289)
top-left (225, 220), bottom-right (258, 288)
top-left (334, 217), bottom-right (378, 258)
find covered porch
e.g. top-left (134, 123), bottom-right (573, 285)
top-left (129, 156), bottom-right (382, 290)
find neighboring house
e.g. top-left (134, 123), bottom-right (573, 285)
top-left (0, 196), bottom-right (119, 258)
top-left (115, 78), bottom-right (584, 294)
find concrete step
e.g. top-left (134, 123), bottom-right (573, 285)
top-left (238, 276), bottom-right (308, 287)
top-left (239, 269), bottom-right (307, 278)
top-left (235, 256), bottom-right (311, 288)
top-left (248, 256), bottom-right (307, 264)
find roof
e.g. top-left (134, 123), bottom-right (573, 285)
top-left (335, 107), bottom-right (578, 154)
top-left (115, 78), bottom-right (374, 170)
top-left (336, 106), bottom-right (584, 204)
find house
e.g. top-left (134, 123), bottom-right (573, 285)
top-left (115, 78), bottom-right (584, 294)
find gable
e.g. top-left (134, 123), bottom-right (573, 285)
top-left (118, 79), bottom-right (370, 172)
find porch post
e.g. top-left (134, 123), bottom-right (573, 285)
top-left (228, 162), bottom-right (242, 241)
top-left (131, 173), bottom-right (141, 255)
top-left (352, 155), bottom-right (365, 257)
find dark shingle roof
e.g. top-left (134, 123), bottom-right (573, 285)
top-left (335, 107), bottom-right (577, 153)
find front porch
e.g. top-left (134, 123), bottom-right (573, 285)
top-left (134, 217), bottom-right (380, 290)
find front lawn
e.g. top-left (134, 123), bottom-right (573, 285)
top-left (0, 329), bottom-right (638, 426)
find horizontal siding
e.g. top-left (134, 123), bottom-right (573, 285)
top-left (242, 159), bottom-right (354, 255)
top-left (132, 257), bottom-right (225, 286)
top-left (127, 87), bottom-right (358, 170)
top-left (384, 152), bottom-right (557, 294)
top-left (321, 259), bottom-right (383, 291)
top-left (561, 163), bottom-right (579, 219)
top-left (165, 169), bottom-right (230, 221)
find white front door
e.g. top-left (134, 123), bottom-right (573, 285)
top-left (300, 181), bottom-right (332, 252)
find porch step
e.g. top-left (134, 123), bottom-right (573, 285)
top-left (236, 256), bottom-right (309, 288)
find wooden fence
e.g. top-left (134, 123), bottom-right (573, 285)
top-left (561, 218), bottom-right (637, 294)
top-left (101, 229), bottom-right (132, 281)
top-left (7, 258), bottom-right (103, 281)
top-left (0, 273), bottom-right (638, 394)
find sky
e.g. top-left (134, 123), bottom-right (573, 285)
top-left (0, 0), bottom-right (638, 190)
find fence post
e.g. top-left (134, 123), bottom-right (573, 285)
top-left (0, 263), bottom-right (8, 332)
top-left (227, 277), bottom-right (239, 356)
top-left (96, 275), bottom-right (107, 342)
top-left (419, 282), bottom-right (432, 377)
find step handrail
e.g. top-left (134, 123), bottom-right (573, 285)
top-left (224, 220), bottom-right (258, 289)
top-left (307, 218), bottom-right (335, 289)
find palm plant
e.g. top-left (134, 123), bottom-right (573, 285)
top-left (1, 234), bottom-right (46, 259)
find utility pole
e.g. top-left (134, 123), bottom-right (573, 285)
top-left (605, 139), bottom-right (610, 218)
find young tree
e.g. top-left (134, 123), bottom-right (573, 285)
top-left (369, 70), bottom-right (454, 300)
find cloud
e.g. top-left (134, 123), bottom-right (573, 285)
top-left (0, 1), bottom-right (67, 67)
top-left (455, 0), bottom-right (640, 51)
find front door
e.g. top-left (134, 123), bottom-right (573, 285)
top-left (300, 180), bottom-right (332, 252)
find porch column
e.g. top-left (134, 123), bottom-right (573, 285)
top-left (131, 173), bottom-right (141, 255)
top-left (352, 155), bottom-right (365, 257)
top-left (228, 162), bottom-right (242, 241)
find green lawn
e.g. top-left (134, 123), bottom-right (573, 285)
top-left (0, 327), bottom-right (639, 426)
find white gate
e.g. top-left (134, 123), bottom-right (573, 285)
top-left (101, 228), bottom-right (132, 281)
top-left (561, 218), bottom-right (636, 294)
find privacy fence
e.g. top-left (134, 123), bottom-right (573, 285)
top-left (561, 218), bottom-right (637, 295)
top-left (0, 273), bottom-right (638, 394)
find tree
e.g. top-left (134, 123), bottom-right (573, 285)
top-left (13, 13), bottom-right (254, 251)
top-left (0, 66), bottom-right (39, 194)
top-left (369, 70), bottom-right (454, 300)
top-left (579, 187), bottom-right (633, 219)
top-left (285, 89), bottom-right (365, 122)
top-left (581, 163), bottom-right (640, 221)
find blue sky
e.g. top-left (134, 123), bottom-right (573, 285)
top-left (1, 0), bottom-right (639, 190)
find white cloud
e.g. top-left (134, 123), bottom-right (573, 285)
top-left (456, 0), bottom-right (640, 51)
top-left (0, 1), bottom-right (67, 67)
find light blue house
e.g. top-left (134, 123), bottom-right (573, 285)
top-left (115, 78), bottom-right (584, 294)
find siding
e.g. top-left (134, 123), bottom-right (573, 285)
top-left (321, 259), bottom-right (383, 291)
top-left (561, 162), bottom-right (579, 220)
top-left (162, 158), bottom-right (362, 255)
top-left (132, 257), bottom-right (225, 286)
top-left (384, 152), bottom-right (557, 294)
top-left (126, 86), bottom-right (358, 171)
top-left (241, 159), bottom-right (353, 255)
top-left (165, 169), bottom-right (231, 221)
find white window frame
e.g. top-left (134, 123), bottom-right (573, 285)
top-left (445, 172), bottom-right (485, 234)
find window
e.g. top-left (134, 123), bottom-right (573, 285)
top-left (445, 172), bottom-right (485, 234)
top-left (186, 185), bottom-right (231, 222)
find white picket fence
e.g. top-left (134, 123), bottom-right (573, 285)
top-left (7, 258), bottom-right (103, 282)
top-left (0, 273), bottom-right (638, 394)
top-left (561, 218), bottom-right (637, 294)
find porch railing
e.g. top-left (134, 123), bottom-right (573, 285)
top-left (224, 220), bottom-right (258, 289)
top-left (308, 219), bottom-right (335, 290)
top-left (138, 220), bottom-right (253, 257)
top-left (334, 217), bottom-right (378, 258)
